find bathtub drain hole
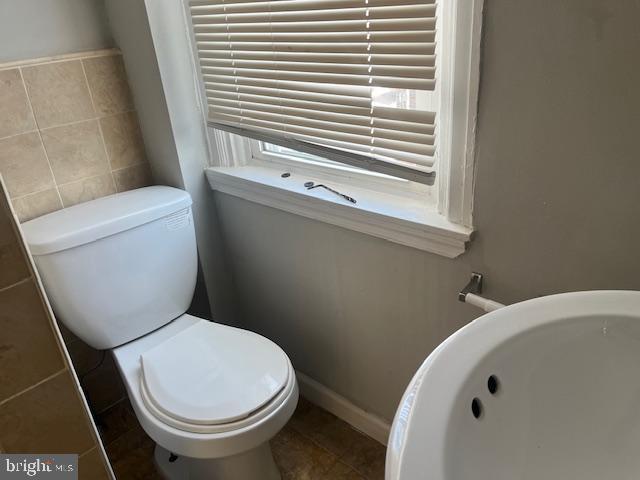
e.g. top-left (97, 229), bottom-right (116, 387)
top-left (488, 375), bottom-right (500, 395)
top-left (471, 398), bottom-right (483, 419)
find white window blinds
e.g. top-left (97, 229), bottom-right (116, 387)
top-left (189, 0), bottom-right (438, 184)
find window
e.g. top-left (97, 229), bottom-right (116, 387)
top-left (186, 0), bottom-right (482, 257)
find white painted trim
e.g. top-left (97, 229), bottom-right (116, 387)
top-left (183, 0), bottom-right (482, 251)
top-left (206, 166), bottom-right (471, 257)
top-left (439, 0), bottom-right (484, 227)
top-left (296, 371), bottom-right (391, 446)
top-left (248, 139), bottom-right (433, 201)
top-left (0, 48), bottom-right (121, 70)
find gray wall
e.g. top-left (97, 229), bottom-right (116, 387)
top-left (214, 0), bottom-right (640, 421)
top-left (0, 0), bottom-right (113, 63)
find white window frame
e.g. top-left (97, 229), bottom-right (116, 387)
top-left (197, 0), bottom-right (483, 257)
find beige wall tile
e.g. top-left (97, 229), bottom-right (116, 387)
top-left (59, 174), bottom-right (116, 207)
top-left (113, 163), bottom-right (152, 192)
top-left (0, 279), bottom-right (65, 402)
top-left (83, 55), bottom-right (134, 116)
top-left (0, 371), bottom-right (96, 454)
top-left (0, 69), bottom-right (35, 139)
top-left (0, 193), bottom-right (30, 289)
top-left (12, 188), bottom-right (62, 222)
top-left (79, 448), bottom-right (110, 480)
top-left (100, 112), bottom-right (146, 170)
top-left (22, 60), bottom-right (95, 129)
top-left (2, 52), bottom-right (152, 225)
top-left (0, 132), bottom-right (55, 198)
top-left (41, 120), bottom-right (110, 184)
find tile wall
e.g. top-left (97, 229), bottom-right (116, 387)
top-left (0, 179), bottom-right (112, 478)
top-left (0, 49), bottom-right (151, 222)
top-left (0, 48), bottom-right (149, 425)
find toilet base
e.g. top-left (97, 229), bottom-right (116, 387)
top-left (153, 443), bottom-right (281, 480)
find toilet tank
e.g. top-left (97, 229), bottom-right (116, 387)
top-left (22, 186), bottom-right (197, 350)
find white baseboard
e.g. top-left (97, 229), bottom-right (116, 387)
top-left (295, 371), bottom-right (391, 446)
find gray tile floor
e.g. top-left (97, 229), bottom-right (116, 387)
top-left (98, 397), bottom-right (386, 480)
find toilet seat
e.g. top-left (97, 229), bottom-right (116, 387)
top-left (139, 320), bottom-right (291, 434)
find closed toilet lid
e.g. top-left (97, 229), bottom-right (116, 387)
top-left (140, 320), bottom-right (289, 426)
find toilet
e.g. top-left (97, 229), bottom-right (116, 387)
top-left (22, 186), bottom-right (298, 480)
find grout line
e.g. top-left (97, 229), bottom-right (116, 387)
top-left (0, 369), bottom-right (67, 408)
top-left (81, 60), bottom-right (119, 194)
top-left (17, 68), bottom-right (64, 209)
top-left (0, 110), bottom-right (136, 143)
top-left (95, 395), bottom-right (130, 417)
top-left (80, 59), bottom-right (99, 116)
top-left (10, 185), bottom-right (60, 202)
top-left (101, 122), bottom-right (118, 194)
top-left (55, 172), bottom-right (115, 189)
top-left (0, 276), bottom-right (31, 294)
top-left (38, 111), bottom-right (133, 132)
top-left (0, 128), bottom-right (40, 143)
top-left (39, 117), bottom-right (102, 133)
top-left (78, 446), bottom-right (97, 460)
top-left (290, 398), bottom-right (385, 479)
top-left (110, 161), bottom-right (149, 174)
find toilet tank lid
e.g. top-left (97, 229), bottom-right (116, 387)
top-left (22, 186), bottom-right (192, 255)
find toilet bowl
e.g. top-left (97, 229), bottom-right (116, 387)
top-left (22, 186), bottom-right (297, 480)
top-left (114, 314), bottom-right (298, 479)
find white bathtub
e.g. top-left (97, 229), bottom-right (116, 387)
top-left (386, 291), bottom-right (640, 480)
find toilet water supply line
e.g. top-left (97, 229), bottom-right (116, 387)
top-left (458, 273), bottom-right (506, 313)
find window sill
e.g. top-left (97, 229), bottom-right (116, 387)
top-left (205, 166), bottom-right (472, 257)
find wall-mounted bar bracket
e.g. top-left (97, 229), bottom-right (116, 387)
top-left (458, 272), bottom-right (506, 312)
top-left (458, 272), bottom-right (483, 302)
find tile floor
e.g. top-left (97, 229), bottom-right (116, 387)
top-left (98, 397), bottom-right (386, 480)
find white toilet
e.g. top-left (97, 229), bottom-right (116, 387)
top-left (22, 186), bottom-right (298, 480)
